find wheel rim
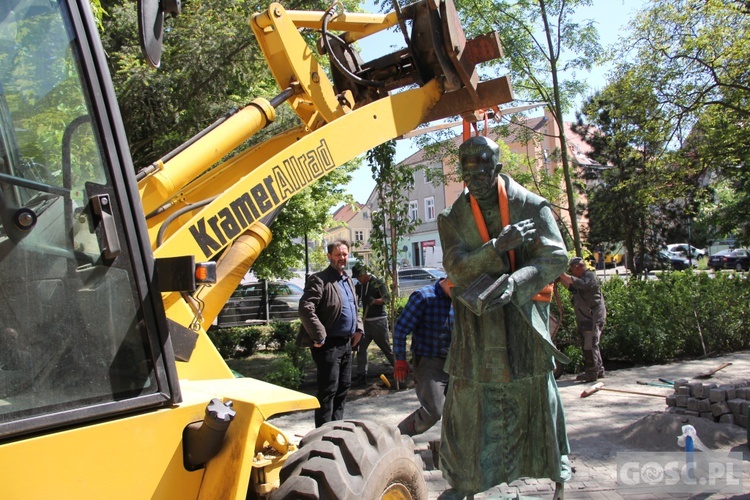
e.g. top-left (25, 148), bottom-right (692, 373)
top-left (381, 483), bottom-right (413, 500)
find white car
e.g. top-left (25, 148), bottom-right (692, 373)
top-left (667, 243), bottom-right (706, 261)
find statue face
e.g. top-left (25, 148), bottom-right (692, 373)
top-left (461, 151), bottom-right (497, 200)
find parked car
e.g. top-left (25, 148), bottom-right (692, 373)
top-left (634, 250), bottom-right (692, 274)
top-left (215, 280), bottom-right (303, 327)
top-left (707, 249), bottom-right (733, 271)
top-left (722, 248), bottom-right (750, 271)
top-left (397, 267), bottom-right (446, 296)
top-left (667, 243), bottom-right (707, 261)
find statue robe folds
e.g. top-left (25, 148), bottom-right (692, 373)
top-left (437, 173), bottom-right (571, 494)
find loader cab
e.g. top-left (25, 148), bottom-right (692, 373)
top-left (0, 0), bottom-right (179, 440)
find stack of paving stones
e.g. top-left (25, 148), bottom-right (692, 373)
top-left (665, 379), bottom-right (750, 428)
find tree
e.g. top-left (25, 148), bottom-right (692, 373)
top-left (451, 0), bottom-right (603, 256)
top-left (620, 0), bottom-right (750, 243)
top-left (367, 140), bottom-right (420, 328)
top-left (571, 68), bottom-right (686, 272)
top-left (100, 0), bottom-right (361, 277)
top-left (102, 0), bottom-right (360, 169)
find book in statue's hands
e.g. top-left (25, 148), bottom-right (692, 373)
top-left (457, 273), bottom-right (510, 316)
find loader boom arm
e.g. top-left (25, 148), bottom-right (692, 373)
top-left (137, 1), bottom-right (512, 348)
top-left (0, 1), bottom-right (512, 497)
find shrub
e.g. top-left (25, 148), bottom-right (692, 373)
top-left (207, 325), bottom-right (271, 358)
top-left (393, 296), bottom-right (409, 318)
top-left (267, 320), bottom-right (299, 350)
top-left (282, 342), bottom-right (312, 372)
top-left (561, 344), bottom-right (583, 374)
top-left (237, 326), bottom-right (270, 356)
top-left (206, 327), bottom-right (243, 359)
top-left (265, 357), bottom-right (305, 389)
top-left (565, 271), bottom-right (750, 366)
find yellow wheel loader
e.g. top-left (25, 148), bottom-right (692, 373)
top-left (0, 0), bottom-right (512, 497)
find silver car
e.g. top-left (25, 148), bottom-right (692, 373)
top-left (397, 267), bottom-right (446, 296)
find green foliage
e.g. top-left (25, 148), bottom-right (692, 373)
top-left (207, 325), bottom-right (267, 359)
top-left (260, 343), bottom-right (312, 390)
top-left (237, 326), bottom-right (270, 356)
top-left (206, 327), bottom-right (237, 359)
top-left (570, 68), bottom-right (712, 271)
top-left (281, 342), bottom-right (312, 373)
top-left (561, 345), bottom-right (584, 375)
top-left (265, 357), bottom-right (305, 390)
top-left (392, 295), bottom-right (410, 320)
top-left (223, 335), bottom-right (312, 390)
top-left (553, 273), bottom-right (750, 366)
top-left (266, 320), bottom-right (300, 350)
top-left (618, 0), bottom-right (750, 244)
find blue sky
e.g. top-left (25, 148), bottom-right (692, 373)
top-left (343, 0), bottom-right (647, 203)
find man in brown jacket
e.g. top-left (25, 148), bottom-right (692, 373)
top-left (298, 240), bottom-right (364, 427)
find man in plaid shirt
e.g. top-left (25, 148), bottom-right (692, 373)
top-left (393, 277), bottom-right (453, 436)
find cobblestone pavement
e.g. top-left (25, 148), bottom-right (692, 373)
top-left (270, 351), bottom-right (750, 499)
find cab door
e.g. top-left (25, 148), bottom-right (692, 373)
top-left (0, 0), bottom-right (179, 440)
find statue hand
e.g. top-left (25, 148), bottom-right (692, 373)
top-left (494, 219), bottom-right (536, 252)
top-left (489, 277), bottom-right (515, 308)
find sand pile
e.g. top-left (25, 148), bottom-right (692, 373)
top-left (619, 412), bottom-right (747, 452)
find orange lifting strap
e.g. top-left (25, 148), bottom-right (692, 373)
top-left (469, 175), bottom-right (553, 303)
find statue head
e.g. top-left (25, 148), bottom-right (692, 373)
top-left (458, 136), bottom-right (502, 201)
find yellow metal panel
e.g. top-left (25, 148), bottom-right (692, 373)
top-left (182, 378), bottom-right (319, 500)
top-left (161, 294), bottom-right (235, 380)
top-left (0, 391), bottom-right (208, 499)
top-left (286, 9), bottom-right (401, 42)
top-left (0, 381), bottom-right (317, 500)
top-left (152, 80), bottom-right (442, 263)
top-left (182, 377), bottom-right (319, 427)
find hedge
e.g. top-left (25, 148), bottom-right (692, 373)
top-left (554, 271), bottom-right (750, 367)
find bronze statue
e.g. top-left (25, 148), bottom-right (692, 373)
top-left (437, 136), bottom-right (571, 497)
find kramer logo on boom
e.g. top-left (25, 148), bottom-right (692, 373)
top-left (189, 139), bottom-right (335, 258)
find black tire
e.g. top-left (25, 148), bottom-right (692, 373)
top-left (736, 262), bottom-right (744, 272)
top-left (271, 420), bottom-right (427, 500)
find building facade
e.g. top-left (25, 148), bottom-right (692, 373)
top-left (327, 202), bottom-right (374, 265)
top-left (331, 109), bottom-right (595, 269)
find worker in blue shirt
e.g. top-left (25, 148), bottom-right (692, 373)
top-left (393, 277), bottom-right (453, 436)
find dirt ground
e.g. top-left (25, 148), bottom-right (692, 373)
top-left (297, 347), bottom-right (407, 401)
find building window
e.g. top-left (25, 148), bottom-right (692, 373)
top-left (409, 200), bottom-right (419, 222)
top-left (362, 211), bottom-right (369, 219)
top-left (425, 197), bottom-right (435, 221)
top-left (354, 230), bottom-right (364, 242)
